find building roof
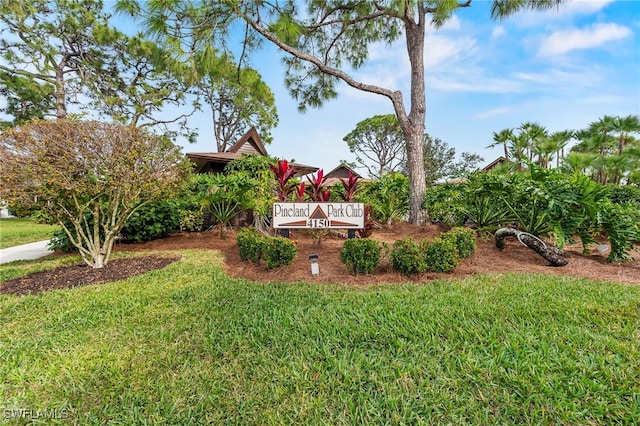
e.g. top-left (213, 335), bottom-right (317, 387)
top-left (309, 163), bottom-right (372, 187)
top-left (325, 163), bottom-right (362, 179)
top-left (186, 127), bottom-right (318, 177)
top-left (482, 156), bottom-right (507, 172)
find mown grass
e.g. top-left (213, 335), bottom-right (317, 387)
top-left (1, 250), bottom-right (639, 425)
top-left (0, 218), bottom-right (58, 249)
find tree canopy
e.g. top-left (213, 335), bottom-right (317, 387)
top-left (0, 120), bottom-right (190, 268)
top-left (118, 0), bottom-right (566, 223)
top-left (343, 114), bottom-right (406, 178)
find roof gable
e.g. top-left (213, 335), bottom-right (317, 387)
top-left (325, 164), bottom-right (363, 179)
top-left (227, 127), bottom-right (268, 156)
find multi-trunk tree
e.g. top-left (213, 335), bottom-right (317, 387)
top-left (0, 120), bottom-right (190, 268)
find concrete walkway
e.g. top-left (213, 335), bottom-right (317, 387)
top-left (0, 240), bottom-right (53, 264)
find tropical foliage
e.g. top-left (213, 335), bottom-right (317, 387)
top-left (488, 115), bottom-right (640, 185)
top-left (424, 167), bottom-right (639, 262)
top-left (357, 172), bottom-right (410, 225)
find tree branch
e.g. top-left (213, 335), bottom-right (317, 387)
top-left (240, 12), bottom-right (404, 110)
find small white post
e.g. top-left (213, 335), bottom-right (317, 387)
top-left (308, 253), bottom-right (319, 275)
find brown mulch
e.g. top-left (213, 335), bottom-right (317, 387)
top-left (1, 222), bottom-right (639, 296)
top-left (0, 255), bottom-right (181, 296)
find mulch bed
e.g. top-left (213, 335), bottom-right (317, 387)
top-left (0, 255), bottom-right (181, 296)
top-left (1, 222), bottom-right (639, 296)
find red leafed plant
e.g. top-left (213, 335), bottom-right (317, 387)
top-left (339, 171), bottom-right (361, 202)
top-left (306, 169), bottom-right (331, 201)
top-left (270, 159), bottom-right (296, 201)
top-left (296, 181), bottom-right (306, 202)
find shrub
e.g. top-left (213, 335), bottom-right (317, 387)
top-left (391, 238), bottom-right (427, 275)
top-left (264, 237), bottom-right (297, 269)
top-left (48, 221), bottom-right (83, 252)
top-left (178, 209), bottom-right (204, 232)
top-left (120, 201), bottom-right (180, 242)
top-left (424, 237), bottom-right (459, 273)
top-left (236, 229), bottom-right (265, 264)
top-left (605, 185), bottom-right (640, 208)
top-left (237, 230), bottom-right (297, 268)
top-left (599, 202), bottom-right (640, 262)
top-left (441, 227), bottom-right (477, 259)
top-left (340, 238), bottom-right (381, 275)
top-left (358, 172), bottom-right (410, 224)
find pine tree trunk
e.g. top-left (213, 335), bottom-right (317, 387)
top-left (495, 228), bottom-right (568, 267)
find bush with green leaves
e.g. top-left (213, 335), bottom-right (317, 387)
top-left (120, 201), bottom-right (180, 242)
top-left (424, 167), bottom-right (639, 262)
top-left (357, 172), bottom-right (409, 224)
top-left (605, 185), bottom-right (640, 208)
top-left (424, 237), bottom-right (459, 273)
top-left (423, 183), bottom-right (465, 226)
top-left (177, 209), bottom-right (203, 232)
top-left (236, 229), bottom-right (297, 269)
top-left (598, 202), bottom-right (640, 262)
top-left (441, 227), bottom-right (477, 259)
top-left (390, 238), bottom-right (427, 275)
top-left (236, 229), bottom-right (266, 264)
top-left (340, 238), bottom-right (382, 275)
top-left (264, 237), bottom-right (297, 269)
top-left (48, 220), bottom-right (86, 252)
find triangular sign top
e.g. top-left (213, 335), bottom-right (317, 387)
top-left (309, 205), bottom-right (328, 220)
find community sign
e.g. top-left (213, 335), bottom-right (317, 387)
top-left (272, 203), bottom-right (365, 229)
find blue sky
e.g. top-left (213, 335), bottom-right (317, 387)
top-left (115, 1), bottom-right (638, 173)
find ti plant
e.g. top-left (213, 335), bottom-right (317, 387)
top-left (339, 171), bottom-right (360, 201)
top-left (295, 181), bottom-right (306, 202)
top-left (306, 169), bottom-right (331, 201)
top-left (270, 159), bottom-right (296, 201)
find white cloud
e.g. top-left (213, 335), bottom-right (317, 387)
top-left (556, 0), bottom-right (615, 17)
top-left (491, 26), bottom-right (506, 40)
top-left (513, 68), bottom-right (602, 88)
top-left (355, 33), bottom-right (477, 90)
top-left (428, 75), bottom-right (524, 94)
top-left (509, 0), bottom-right (615, 26)
top-left (425, 34), bottom-right (477, 70)
top-left (473, 107), bottom-right (512, 119)
top-left (538, 22), bottom-right (632, 55)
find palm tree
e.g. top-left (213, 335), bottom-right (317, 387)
top-left (487, 128), bottom-right (514, 163)
top-left (530, 129), bottom-right (573, 169)
top-left (605, 154), bottom-right (634, 185)
top-left (519, 122), bottom-right (548, 163)
top-left (551, 130), bottom-right (574, 168)
top-left (533, 136), bottom-right (559, 169)
top-left (611, 114), bottom-right (640, 155)
top-left (562, 152), bottom-right (599, 177)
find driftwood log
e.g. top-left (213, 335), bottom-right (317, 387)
top-left (495, 227), bottom-right (568, 267)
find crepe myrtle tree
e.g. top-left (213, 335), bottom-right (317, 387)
top-left (0, 119), bottom-right (191, 268)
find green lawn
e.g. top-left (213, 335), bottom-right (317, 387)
top-left (1, 250), bottom-right (639, 424)
top-left (0, 218), bottom-right (58, 249)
